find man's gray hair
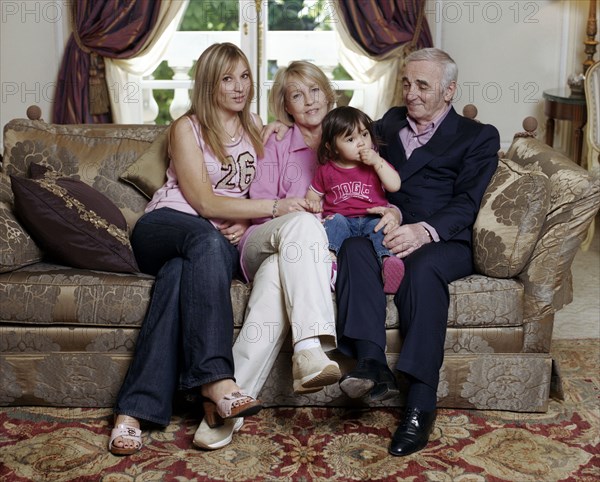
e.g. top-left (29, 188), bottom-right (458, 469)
top-left (405, 48), bottom-right (458, 90)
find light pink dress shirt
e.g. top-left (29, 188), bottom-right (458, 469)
top-left (397, 104), bottom-right (453, 241)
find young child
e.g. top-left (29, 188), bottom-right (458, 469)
top-left (306, 106), bottom-right (405, 294)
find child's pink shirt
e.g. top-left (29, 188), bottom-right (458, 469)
top-left (309, 161), bottom-right (390, 217)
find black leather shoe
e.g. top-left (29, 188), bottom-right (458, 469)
top-left (388, 407), bottom-right (436, 457)
top-left (369, 365), bottom-right (400, 402)
top-left (339, 359), bottom-right (380, 398)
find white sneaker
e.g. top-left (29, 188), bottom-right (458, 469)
top-left (292, 347), bottom-right (341, 394)
top-left (193, 417), bottom-right (244, 450)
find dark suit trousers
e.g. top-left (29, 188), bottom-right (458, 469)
top-left (336, 237), bottom-right (473, 389)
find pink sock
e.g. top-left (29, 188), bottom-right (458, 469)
top-left (382, 256), bottom-right (405, 294)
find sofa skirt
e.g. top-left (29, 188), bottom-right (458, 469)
top-left (1, 325), bottom-right (551, 412)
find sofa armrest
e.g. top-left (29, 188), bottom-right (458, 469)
top-left (506, 136), bottom-right (600, 351)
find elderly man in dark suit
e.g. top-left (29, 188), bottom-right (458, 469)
top-left (335, 48), bottom-right (500, 456)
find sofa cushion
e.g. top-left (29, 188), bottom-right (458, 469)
top-left (473, 159), bottom-right (550, 278)
top-left (119, 129), bottom-right (169, 199)
top-left (0, 263), bottom-right (152, 326)
top-left (0, 173), bottom-right (44, 273)
top-left (0, 263), bottom-right (250, 328)
top-left (10, 164), bottom-right (139, 273)
top-left (384, 274), bottom-right (523, 329)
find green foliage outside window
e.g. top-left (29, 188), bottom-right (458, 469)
top-left (180, 0), bottom-right (239, 31)
top-left (268, 0), bottom-right (332, 31)
top-left (150, 0), bottom-right (351, 125)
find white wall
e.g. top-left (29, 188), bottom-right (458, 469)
top-left (427, 0), bottom-right (592, 149)
top-left (0, 0), bottom-right (594, 152)
top-left (1, 0), bottom-right (69, 147)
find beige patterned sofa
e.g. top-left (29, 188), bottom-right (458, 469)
top-left (1, 110), bottom-right (599, 412)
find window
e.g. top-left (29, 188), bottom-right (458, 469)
top-left (141, 0), bottom-right (362, 125)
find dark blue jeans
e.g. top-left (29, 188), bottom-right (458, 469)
top-left (114, 208), bottom-right (240, 426)
top-left (324, 213), bottom-right (390, 263)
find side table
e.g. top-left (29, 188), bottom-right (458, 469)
top-left (542, 88), bottom-right (587, 166)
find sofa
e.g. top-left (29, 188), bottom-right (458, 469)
top-left (1, 107), bottom-right (599, 412)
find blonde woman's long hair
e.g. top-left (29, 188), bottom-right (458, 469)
top-left (187, 42), bottom-right (263, 163)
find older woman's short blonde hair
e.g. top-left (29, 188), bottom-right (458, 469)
top-left (269, 61), bottom-right (337, 126)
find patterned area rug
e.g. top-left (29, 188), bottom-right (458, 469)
top-left (1, 339), bottom-right (598, 482)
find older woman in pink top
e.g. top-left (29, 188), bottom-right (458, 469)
top-left (194, 61), bottom-right (342, 449)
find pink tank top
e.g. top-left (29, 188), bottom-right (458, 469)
top-left (146, 115), bottom-right (258, 227)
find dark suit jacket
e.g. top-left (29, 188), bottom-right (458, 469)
top-left (375, 106), bottom-right (500, 245)
top-left (335, 107), bottom-right (500, 385)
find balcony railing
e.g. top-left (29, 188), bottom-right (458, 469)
top-left (138, 31), bottom-right (372, 124)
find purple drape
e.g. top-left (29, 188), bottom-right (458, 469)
top-left (336, 0), bottom-right (432, 57)
top-left (53, 0), bottom-right (162, 124)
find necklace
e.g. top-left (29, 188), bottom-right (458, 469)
top-left (223, 119), bottom-right (240, 142)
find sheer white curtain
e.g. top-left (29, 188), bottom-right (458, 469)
top-left (105, 0), bottom-right (189, 123)
top-left (334, 18), bottom-right (410, 120)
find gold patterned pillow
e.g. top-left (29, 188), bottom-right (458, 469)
top-left (10, 164), bottom-right (139, 273)
top-left (473, 158), bottom-right (551, 278)
top-left (119, 129), bottom-right (169, 199)
top-left (0, 172), bottom-right (44, 272)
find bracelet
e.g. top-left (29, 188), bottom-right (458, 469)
top-left (272, 199), bottom-right (279, 218)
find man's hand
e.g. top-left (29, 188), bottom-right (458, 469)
top-left (383, 223), bottom-right (432, 258)
top-left (368, 206), bottom-right (401, 234)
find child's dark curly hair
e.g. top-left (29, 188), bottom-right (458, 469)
top-left (317, 106), bottom-right (379, 165)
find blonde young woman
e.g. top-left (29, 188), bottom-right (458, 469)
top-left (194, 61), bottom-right (342, 450)
top-left (109, 43), bottom-right (310, 455)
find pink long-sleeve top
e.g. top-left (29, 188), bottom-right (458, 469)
top-left (238, 124), bottom-right (317, 280)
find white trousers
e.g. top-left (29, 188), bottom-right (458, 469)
top-left (233, 212), bottom-right (336, 397)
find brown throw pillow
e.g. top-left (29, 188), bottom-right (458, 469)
top-left (119, 129), bottom-right (169, 199)
top-left (10, 164), bottom-right (139, 273)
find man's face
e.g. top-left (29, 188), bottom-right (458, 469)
top-left (402, 60), bottom-right (455, 124)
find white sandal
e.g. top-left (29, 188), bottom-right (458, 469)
top-left (202, 391), bottom-right (262, 428)
top-left (109, 422), bottom-right (142, 455)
